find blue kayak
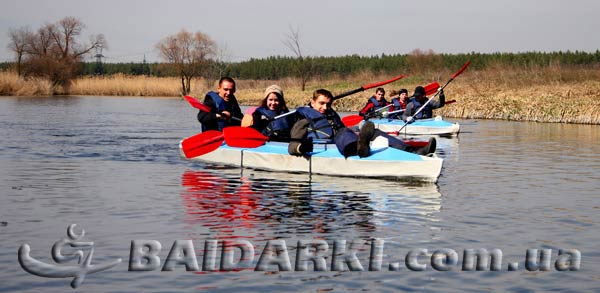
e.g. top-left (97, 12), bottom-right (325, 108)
top-left (180, 141), bottom-right (444, 182)
top-left (367, 116), bottom-right (460, 136)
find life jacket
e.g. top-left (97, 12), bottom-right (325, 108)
top-left (408, 98), bottom-right (433, 119)
top-left (296, 106), bottom-right (343, 143)
top-left (388, 97), bottom-right (406, 119)
top-left (201, 91), bottom-right (241, 131)
top-left (254, 107), bottom-right (292, 139)
top-left (368, 96), bottom-right (388, 111)
top-left (391, 97), bottom-right (406, 110)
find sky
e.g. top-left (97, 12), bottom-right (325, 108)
top-left (1, 0), bottom-right (599, 63)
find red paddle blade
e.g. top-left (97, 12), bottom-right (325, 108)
top-left (181, 130), bottom-right (224, 158)
top-left (424, 82), bottom-right (441, 95)
top-left (451, 61), bottom-right (471, 79)
top-left (342, 115), bottom-right (364, 127)
top-left (184, 95), bottom-right (212, 112)
top-left (223, 126), bottom-right (268, 148)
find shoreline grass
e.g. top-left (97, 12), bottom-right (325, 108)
top-left (1, 67), bottom-right (599, 124)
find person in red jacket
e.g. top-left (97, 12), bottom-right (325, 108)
top-left (358, 87), bottom-right (389, 118)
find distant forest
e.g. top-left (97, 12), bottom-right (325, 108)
top-left (2, 50), bottom-right (599, 80)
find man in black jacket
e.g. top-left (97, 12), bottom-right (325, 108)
top-left (197, 77), bottom-right (243, 131)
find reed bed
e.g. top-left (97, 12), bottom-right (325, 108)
top-left (1, 67), bottom-right (599, 124)
top-left (71, 74), bottom-right (196, 97)
top-left (0, 71), bottom-right (53, 96)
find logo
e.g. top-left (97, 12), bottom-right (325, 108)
top-left (18, 224), bottom-right (122, 288)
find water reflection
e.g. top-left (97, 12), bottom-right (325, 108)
top-left (180, 168), bottom-right (443, 241)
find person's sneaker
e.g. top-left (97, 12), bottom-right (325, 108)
top-left (416, 137), bottom-right (436, 155)
top-left (358, 121), bottom-right (375, 158)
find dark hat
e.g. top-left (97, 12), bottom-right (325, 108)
top-left (399, 88), bottom-right (408, 94)
top-left (414, 86), bottom-right (426, 96)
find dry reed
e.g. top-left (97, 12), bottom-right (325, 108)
top-left (1, 67), bottom-right (599, 124)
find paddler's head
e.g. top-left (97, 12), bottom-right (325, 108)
top-left (413, 86), bottom-right (427, 102)
top-left (217, 77), bottom-right (236, 102)
top-left (374, 88), bottom-right (385, 101)
top-left (262, 84), bottom-right (287, 112)
top-left (310, 89), bottom-right (334, 114)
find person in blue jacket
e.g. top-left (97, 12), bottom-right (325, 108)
top-left (249, 84), bottom-right (295, 142)
top-left (197, 77), bottom-right (243, 131)
top-left (402, 85), bottom-right (445, 122)
top-left (289, 89), bottom-right (436, 158)
top-left (387, 88), bottom-right (409, 119)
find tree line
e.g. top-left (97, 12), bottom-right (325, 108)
top-left (5, 50), bottom-right (599, 80)
top-left (222, 50), bottom-right (600, 80)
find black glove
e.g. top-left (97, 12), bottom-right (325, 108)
top-left (299, 138), bottom-right (313, 153)
top-left (438, 89), bottom-right (446, 106)
top-left (288, 119), bottom-right (311, 156)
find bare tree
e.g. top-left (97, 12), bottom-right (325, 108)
top-left (14, 16), bottom-right (106, 92)
top-left (7, 26), bottom-right (32, 76)
top-left (283, 25), bottom-right (313, 91)
top-left (209, 42), bottom-right (232, 86)
top-left (156, 29), bottom-right (216, 95)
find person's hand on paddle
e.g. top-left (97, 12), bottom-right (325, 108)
top-left (217, 110), bottom-right (231, 120)
top-left (381, 111), bottom-right (390, 118)
top-left (405, 116), bottom-right (414, 124)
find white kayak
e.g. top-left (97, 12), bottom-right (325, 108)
top-left (367, 116), bottom-right (460, 136)
top-left (179, 141), bottom-right (444, 183)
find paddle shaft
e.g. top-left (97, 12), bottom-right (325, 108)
top-left (398, 61), bottom-right (470, 132)
top-left (184, 95), bottom-right (242, 121)
top-left (385, 100), bottom-right (455, 117)
top-left (273, 109), bottom-right (297, 120)
top-left (364, 82), bottom-right (440, 119)
top-left (332, 74), bottom-right (407, 101)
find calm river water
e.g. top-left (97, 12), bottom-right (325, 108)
top-left (0, 96), bottom-right (598, 292)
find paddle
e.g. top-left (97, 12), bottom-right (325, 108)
top-left (184, 95), bottom-right (242, 122)
top-left (223, 126), bottom-right (268, 148)
top-left (384, 99), bottom-right (456, 117)
top-left (181, 127), bottom-right (269, 158)
top-left (181, 130), bottom-right (224, 158)
top-left (342, 81), bottom-right (441, 127)
top-left (184, 95), bottom-right (212, 112)
top-left (398, 61), bottom-right (470, 132)
top-left (332, 74), bottom-right (407, 101)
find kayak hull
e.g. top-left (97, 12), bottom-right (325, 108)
top-left (367, 116), bottom-right (460, 136)
top-left (180, 141), bottom-right (443, 183)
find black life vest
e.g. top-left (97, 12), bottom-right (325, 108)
top-left (254, 107), bottom-right (292, 140)
top-left (201, 91), bottom-right (241, 131)
top-left (296, 106), bottom-right (343, 143)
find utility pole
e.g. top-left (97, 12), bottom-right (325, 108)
top-left (94, 44), bottom-right (104, 75)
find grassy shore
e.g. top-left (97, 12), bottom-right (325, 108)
top-left (1, 67), bottom-right (599, 124)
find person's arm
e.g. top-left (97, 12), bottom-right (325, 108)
top-left (197, 96), bottom-right (219, 124)
top-left (402, 103), bottom-right (414, 122)
top-left (250, 110), bottom-right (269, 132)
top-left (228, 98), bottom-right (243, 125)
top-left (288, 119), bottom-right (313, 156)
top-left (359, 101), bottom-right (374, 117)
top-left (430, 90), bottom-right (446, 109)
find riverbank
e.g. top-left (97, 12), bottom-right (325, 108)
top-left (1, 67), bottom-right (599, 124)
